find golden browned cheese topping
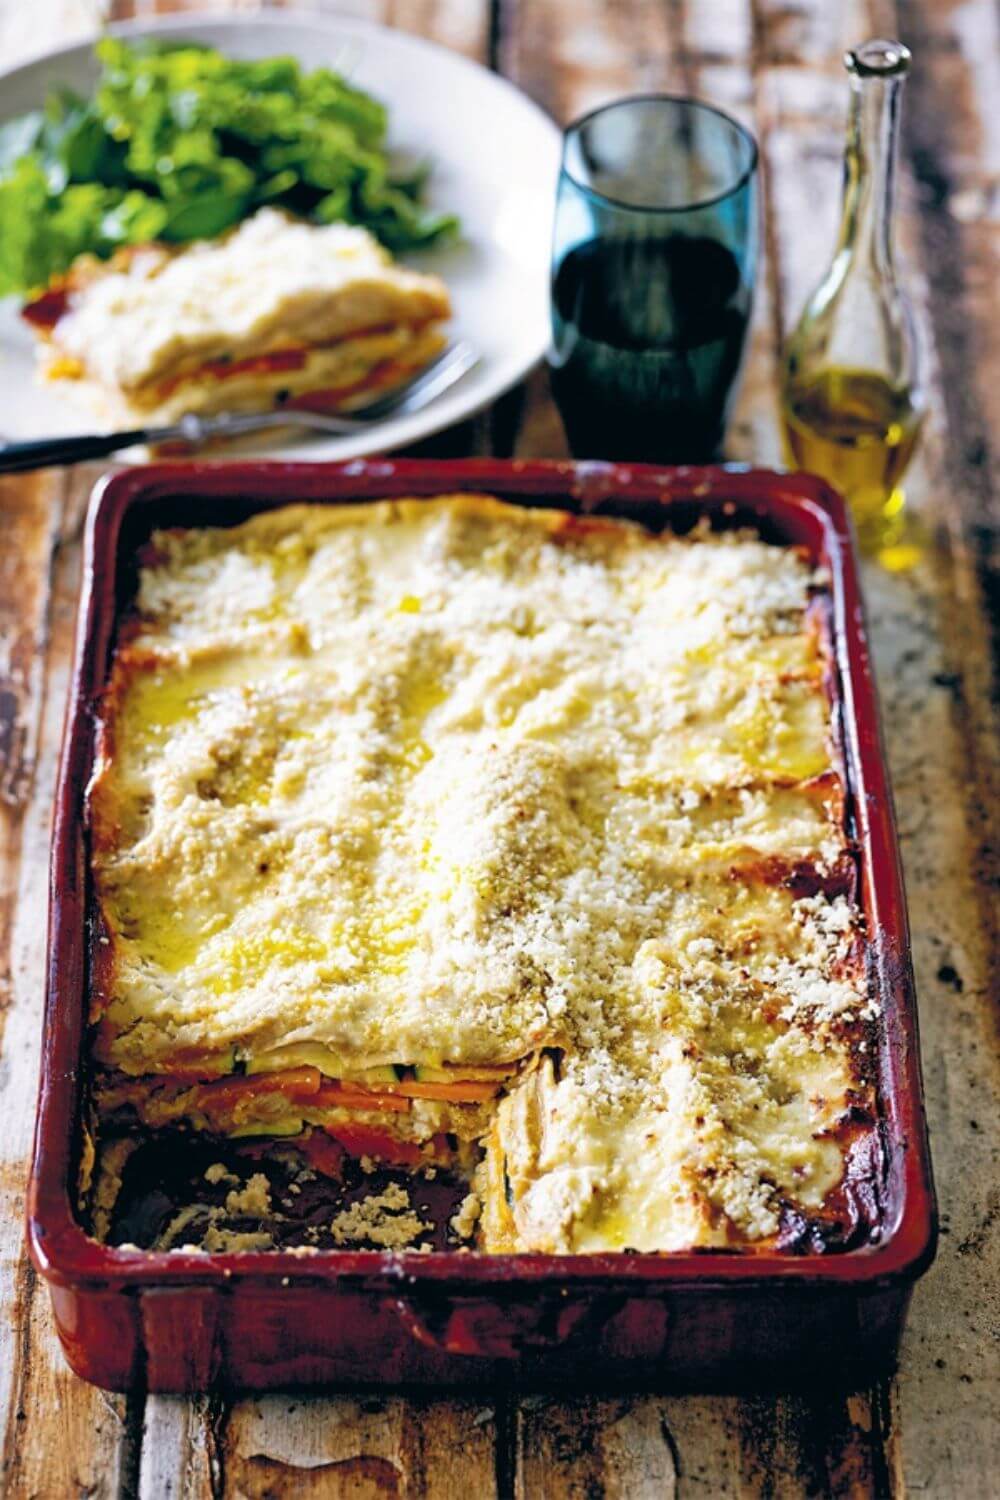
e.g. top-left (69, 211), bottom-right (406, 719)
top-left (89, 496), bottom-right (872, 1251)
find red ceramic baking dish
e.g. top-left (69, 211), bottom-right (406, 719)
top-left (27, 459), bottom-right (936, 1393)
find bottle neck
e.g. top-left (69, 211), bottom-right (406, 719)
top-left (837, 71), bottom-right (903, 277)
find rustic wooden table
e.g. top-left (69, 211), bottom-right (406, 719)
top-left (1, 1), bottom-right (997, 1495)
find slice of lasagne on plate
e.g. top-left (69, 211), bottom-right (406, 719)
top-left (83, 497), bottom-right (879, 1256)
top-left (22, 208), bottom-right (450, 425)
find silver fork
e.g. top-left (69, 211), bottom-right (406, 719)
top-left (0, 341), bottom-right (478, 474)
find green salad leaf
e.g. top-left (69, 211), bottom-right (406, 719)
top-left (0, 37), bottom-right (458, 297)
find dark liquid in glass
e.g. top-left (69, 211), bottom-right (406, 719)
top-left (549, 235), bottom-right (752, 462)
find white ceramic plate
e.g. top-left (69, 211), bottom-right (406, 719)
top-left (0, 11), bottom-right (560, 460)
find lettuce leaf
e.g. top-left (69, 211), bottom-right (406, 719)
top-left (0, 36), bottom-right (457, 296)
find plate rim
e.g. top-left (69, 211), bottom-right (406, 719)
top-left (0, 8), bottom-right (559, 133)
top-left (0, 8), bottom-right (562, 462)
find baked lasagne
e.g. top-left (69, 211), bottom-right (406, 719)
top-left (23, 209), bottom-right (449, 425)
top-left (84, 496), bottom-right (878, 1255)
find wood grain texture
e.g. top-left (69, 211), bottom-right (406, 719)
top-left (138, 1395), bottom-right (225, 1500)
top-left (0, 0), bottom-right (998, 1496)
top-left (0, 476), bottom-right (59, 808)
top-left (516, 1397), bottom-right (680, 1499)
top-left (500, 0), bottom-right (675, 122)
top-left (219, 1396), bottom-right (498, 1499)
top-left (0, 466), bottom-right (140, 1500)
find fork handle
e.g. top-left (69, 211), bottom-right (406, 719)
top-left (0, 428), bottom-right (150, 473)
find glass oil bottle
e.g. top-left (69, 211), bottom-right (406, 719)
top-left (781, 40), bottom-right (925, 556)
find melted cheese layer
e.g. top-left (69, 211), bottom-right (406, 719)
top-left (115, 324), bottom-right (446, 423)
top-left (34, 209), bottom-right (450, 420)
top-left (89, 496), bottom-right (872, 1249)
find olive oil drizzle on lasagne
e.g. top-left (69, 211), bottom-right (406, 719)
top-left (86, 497), bottom-right (876, 1254)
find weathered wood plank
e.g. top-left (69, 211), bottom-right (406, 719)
top-left (219, 1396), bottom-right (498, 1499)
top-left (683, 0), bottom-right (776, 468)
top-left (898, 0), bottom-right (1000, 741)
top-left (382, 0), bottom-right (488, 58)
top-left (515, 1391), bottom-right (900, 1498)
top-left (0, 468), bottom-right (62, 1367)
top-left (0, 475), bottom-right (60, 809)
top-left (872, 5), bottom-right (1000, 1498)
top-left (264, 0), bottom-right (488, 62)
top-left (852, 539), bottom-right (1000, 1499)
top-left (498, 0), bottom-right (677, 126)
top-left (516, 1398), bottom-right (679, 1499)
top-left (754, 4), bottom-right (1000, 1499)
top-left (502, 0), bottom-right (685, 463)
top-left (753, 6), bottom-right (999, 1500)
top-left (0, 469), bottom-right (141, 1500)
top-left (138, 1396), bottom-right (223, 1500)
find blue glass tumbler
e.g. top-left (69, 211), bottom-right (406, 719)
top-left (549, 95), bottom-right (759, 463)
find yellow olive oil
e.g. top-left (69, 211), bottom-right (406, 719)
top-left (781, 367), bottom-right (922, 544)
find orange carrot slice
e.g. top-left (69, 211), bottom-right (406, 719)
top-left (314, 1083), bottom-right (410, 1114)
top-left (202, 1066), bottom-right (323, 1106)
